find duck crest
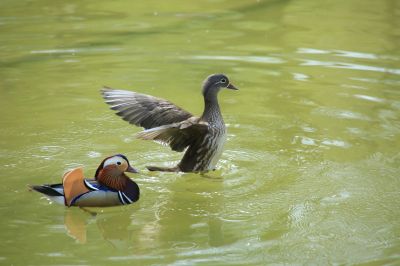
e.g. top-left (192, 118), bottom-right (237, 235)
top-left (94, 155), bottom-right (111, 178)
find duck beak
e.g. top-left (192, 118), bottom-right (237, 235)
top-left (226, 83), bottom-right (238, 90)
top-left (126, 165), bottom-right (139, 173)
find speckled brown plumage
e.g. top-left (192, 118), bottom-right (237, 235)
top-left (101, 74), bottom-right (238, 173)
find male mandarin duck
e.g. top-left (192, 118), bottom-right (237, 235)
top-left (30, 154), bottom-right (140, 207)
top-left (101, 74), bottom-right (238, 173)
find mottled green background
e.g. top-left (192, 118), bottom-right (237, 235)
top-left (1, 0), bottom-right (399, 265)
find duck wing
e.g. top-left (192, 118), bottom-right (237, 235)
top-left (63, 168), bottom-right (90, 207)
top-left (101, 87), bottom-right (193, 129)
top-left (136, 117), bottom-right (209, 152)
top-left (29, 183), bottom-right (64, 196)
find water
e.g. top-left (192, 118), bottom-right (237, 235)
top-left (1, 0), bottom-right (399, 265)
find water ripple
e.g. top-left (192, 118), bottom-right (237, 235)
top-left (320, 191), bottom-right (351, 206)
top-left (30, 47), bottom-right (122, 55)
top-left (289, 202), bottom-right (313, 230)
top-left (28, 145), bottom-right (66, 160)
top-left (297, 47), bottom-right (400, 61)
top-left (312, 107), bottom-right (371, 121)
top-left (185, 55), bottom-right (285, 64)
top-left (353, 94), bottom-right (385, 103)
top-left (300, 59), bottom-right (400, 75)
top-left (292, 136), bottom-right (350, 148)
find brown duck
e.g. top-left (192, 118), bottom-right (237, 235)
top-left (101, 74), bottom-right (238, 173)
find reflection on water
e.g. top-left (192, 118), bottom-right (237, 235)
top-left (1, 0), bottom-right (400, 265)
top-left (64, 208), bottom-right (142, 250)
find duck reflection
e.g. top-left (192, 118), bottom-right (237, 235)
top-left (63, 207), bottom-right (135, 249)
top-left (61, 171), bottom-right (237, 250)
top-left (64, 208), bottom-right (92, 244)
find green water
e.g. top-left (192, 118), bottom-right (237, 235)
top-left (1, 0), bottom-right (400, 265)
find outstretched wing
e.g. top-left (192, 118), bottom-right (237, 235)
top-left (136, 117), bottom-right (209, 152)
top-left (101, 87), bottom-right (193, 129)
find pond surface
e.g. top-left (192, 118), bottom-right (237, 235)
top-left (1, 0), bottom-right (399, 265)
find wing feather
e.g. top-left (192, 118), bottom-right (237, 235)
top-left (101, 87), bottom-right (193, 129)
top-left (136, 118), bottom-right (208, 152)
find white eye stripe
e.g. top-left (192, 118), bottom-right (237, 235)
top-left (104, 156), bottom-right (127, 167)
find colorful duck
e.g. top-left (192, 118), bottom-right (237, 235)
top-left (101, 74), bottom-right (238, 173)
top-left (30, 154), bottom-right (140, 207)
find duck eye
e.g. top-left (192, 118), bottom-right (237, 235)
top-left (221, 78), bottom-right (226, 83)
top-left (117, 161), bottom-right (121, 165)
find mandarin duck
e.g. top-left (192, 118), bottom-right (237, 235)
top-left (30, 154), bottom-right (140, 207)
top-left (101, 74), bottom-right (238, 173)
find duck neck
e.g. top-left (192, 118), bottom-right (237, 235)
top-left (97, 169), bottom-right (129, 191)
top-left (202, 95), bottom-right (222, 124)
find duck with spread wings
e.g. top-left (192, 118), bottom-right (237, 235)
top-left (101, 74), bottom-right (238, 173)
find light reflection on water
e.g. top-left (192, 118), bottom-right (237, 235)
top-left (1, 0), bottom-right (400, 265)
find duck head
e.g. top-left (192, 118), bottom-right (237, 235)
top-left (94, 154), bottom-right (138, 191)
top-left (202, 74), bottom-right (238, 101)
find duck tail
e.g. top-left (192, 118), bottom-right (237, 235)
top-left (146, 165), bottom-right (180, 172)
top-left (28, 184), bottom-right (64, 196)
